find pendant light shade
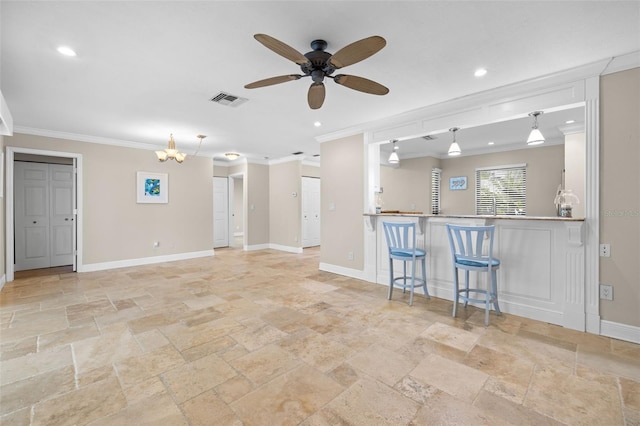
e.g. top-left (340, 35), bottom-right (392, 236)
top-left (527, 111), bottom-right (545, 145)
top-left (388, 140), bottom-right (400, 164)
top-left (448, 127), bottom-right (461, 156)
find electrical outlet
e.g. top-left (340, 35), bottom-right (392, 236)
top-left (599, 243), bottom-right (611, 257)
top-left (599, 284), bottom-right (613, 300)
top-left (348, 251), bottom-right (354, 260)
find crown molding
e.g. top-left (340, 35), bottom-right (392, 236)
top-left (600, 50), bottom-right (640, 76)
top-left (14, 126), bottom-right (159, 151)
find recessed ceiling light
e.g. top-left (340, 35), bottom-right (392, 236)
top-left (488, 141), bottom-right (495, 145)
top-left (474, 68), bottom-right (487, 77)
top-left (314, 121), bottom-right (322, 127)
top-left (57, 46), bottom-right (77, 57)
top-left (565, 120), bottom-right (575, 124)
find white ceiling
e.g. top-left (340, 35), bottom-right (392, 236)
top-left (1, 1), bottom-right (639, 163)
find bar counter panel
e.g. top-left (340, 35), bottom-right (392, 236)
top-left (365, 213), bottom-right (586, 331)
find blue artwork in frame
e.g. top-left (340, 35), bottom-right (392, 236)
top-left (450, 176), bottom-right (467, 190)
top-left (137, 172), bottom-right (168, 203)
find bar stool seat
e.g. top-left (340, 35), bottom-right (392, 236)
top-left (383, 221), bottom-right (430, 306)
top-left (445, 224), bottom-right (501, 326)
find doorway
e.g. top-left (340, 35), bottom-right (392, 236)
top-left (229, 173), bottom-right (245, 249)
top-left (5, 147), bottom-right (82, 282)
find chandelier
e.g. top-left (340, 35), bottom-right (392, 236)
top-left (155, 134), bottom-right (206, 163)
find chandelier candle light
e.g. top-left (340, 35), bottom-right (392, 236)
top-left (156, 134), bottom-right (206, 163)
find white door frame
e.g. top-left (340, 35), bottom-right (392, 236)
top-left (229, 172), bottom-right (245, 249)
top-left (5, 147), bottom-right (83, 282)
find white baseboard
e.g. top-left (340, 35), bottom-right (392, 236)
top-left (269, 244), bottom-right (303, 254)
top-left (0, 274), bottom-right (5, 292)
top-left (319, 262), bottom-right (368, 281)
top-left (78, 250), bottom-right (214, 273)
top-left (600, 320), bottom-right (640, 344)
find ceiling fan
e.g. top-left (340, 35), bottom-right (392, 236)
top-left (244, 34), bottom-right (389, 109)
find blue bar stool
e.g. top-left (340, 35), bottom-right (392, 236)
top-left (382, 221), bottom-right (429, 306)
top-left (445, 224), bottom-right (501, 326)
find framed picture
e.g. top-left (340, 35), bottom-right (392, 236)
top-left (449, 176), bottom-right (467, 191)
top-left (137, 172), bottom-right (168, 203)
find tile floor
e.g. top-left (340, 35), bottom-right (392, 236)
top-left (1, 247), bottom-right (639, 425)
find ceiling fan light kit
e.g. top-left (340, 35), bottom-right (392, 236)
top-left (245, 34), bottom-right (389, 109)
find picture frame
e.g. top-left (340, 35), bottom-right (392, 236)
top-left (449, 176), bottom-right (467, 191)
top-left (137, 171), bottom-right (168, 203)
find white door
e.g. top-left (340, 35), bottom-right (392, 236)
top-left (213, 177), bottom-right (229, 248)
top-left (15, 162), bottom-right (51, 271)
top-left (49, 164), bottom-right (75, 267)
top-left (302, 177), bottom-right (321, 248)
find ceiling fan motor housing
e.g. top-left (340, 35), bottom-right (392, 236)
top-left (301, 39), bottom-right (335, 80)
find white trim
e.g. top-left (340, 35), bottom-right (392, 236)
top-left (0, 90), bottom-right (13, 136)
top-left (5, 147), bottom-right (83, 283)
top-left (79, 250), bottom-right (214, 273)
top-left (0, 274), bottom-right (5, 292)
top-left (269, 244), bottom-right (303, 254)
top-left (14, 126), bottom-right (160, 151)
top-left (319, 262), bottom-right (369, 282)
top-left (245, 243), bottom-right (270, 251)
top-left (600, 50), bottom-right (640, 76)
top-left (600, 320), bottom-right (640, 344)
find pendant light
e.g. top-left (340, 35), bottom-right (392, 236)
top-left (448, 127), bottom-right (461, 156)
top-left (527, 111), bottom-right (545, 145)
top-left (388, 140), bottom-right (400, 164)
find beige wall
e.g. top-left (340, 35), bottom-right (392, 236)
top-left (600, 67), bottom-right (640, 327)
top-left (302, 163), bottom-right (321, 178)
top-left (234, 178), bottom-right (243, 235)
top-left (269, 161), bottom-right (301, 248)
top-left (0, 135), bottom-right (5, 281)
top-left (246, 163), bottom-right (269, 246)
top-left (379, 156), bottom-right (440, 213)
top-left (320, 134), bottom-right (364, 269)
top-left (565, 132), bottom-right (586, 218)
top-left (440, 144), bottom-right (564, 216)
top-left (7, 133), bottom-right (213, 265)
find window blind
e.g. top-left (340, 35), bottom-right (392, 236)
top-left (475, 164), bottom-right (526, 215)
top-left (431, 168), bottom-right (441, 214)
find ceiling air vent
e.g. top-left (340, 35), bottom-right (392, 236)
top-left (422, 135), bottom-right (437, 140)
top-left (210, 92), bottom-right (248, 107)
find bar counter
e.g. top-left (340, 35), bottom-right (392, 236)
top-left (362, 213), bottom-right (586, 330)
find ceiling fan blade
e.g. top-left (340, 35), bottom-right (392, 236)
top-left (308, 82), bottom-right (325, 109)
top-left (254, 34), bottom-right (311, 66)
top-left (244, 74), bottom-right (302, 89)
top-left (334, 74), bottom-right (389, 95)
top-left (329, 36), bottom-right (386, 69)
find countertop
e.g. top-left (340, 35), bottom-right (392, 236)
top-left (363, 213), bottom-right (585, 221)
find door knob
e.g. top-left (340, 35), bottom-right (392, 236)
top-left (65, 218), bottom-right (69, 221)
top-left (33, 221), bottom-right (37, 224)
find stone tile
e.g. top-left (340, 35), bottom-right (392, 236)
top-left (214, 375), bottom-right (254, 404)
top-left (463, 344), bottom-right (535, 403)
top-left (328, 363), bottom-right (361, 388)
top-left (612, 339), bottom-right (640, 360)
top-left (231, 364), bottom-right (343, 425)
top-left (279, 330), bottom-right (354, 373)
top-left (0, 336), bottom-right (37, 361)
top-left (66, 299), bottom-right (116, 323)
top-left (230, 344), bottom-right (300, 386)
top-left (161, 353), bottom-right (237, 403)
top-left (347, 344), bottom-right (417, 387)
top-left (474, 389), bottom-right (563, 425)
top-left (0, 407), bottom-right (30, 426)
top-left (0, 344), bottom-right (72, 386)
top-left (38, 323), bottom-right (101, 351)
top-left (114, 344), bottom-right (185, 388)
top-left (261, 306), bottom-right (307, 329)
top-left (231, 318), bottom-right (289, 351)
top-left (621, 377), bottom-right (640, 411)
top-left (161, 316), bottom-right (244, 351)
top-left (88, 392), bottom-right (188, 426)
top-left (0, 365), bottom-right (76, 415)
top-left (122, 375), bottom-right (167, 405)
top-left (524, 365), bottom-right (624, 424)
top-left (181, 389), bottom-right (242, 426)
top-left (134, 329), bottom-right (170, 352)
top-left (32, 375), bottom-right (127, 426)
top-left (421, 321), bottom-right (480, 353)
top-left (72, 327), bottom-right (143, 374)
top-left (394, 375), bottom-right (440, 404)
top-left (411, 390), bottom-right (510, 425)
top-left (409, 353), bottom-right (489, 403)
top-left (304, 376), bottom-right (420, 426)
top-left (578, 344), bottom-right (640, 381)
top-left (181, 335), bottom-right (237, 362)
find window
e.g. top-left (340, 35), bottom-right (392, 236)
top-left (475, 164), bottom-right (527, 215)
top-left (431, 168), bottom-right (441, 214)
